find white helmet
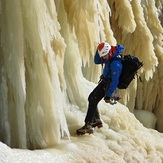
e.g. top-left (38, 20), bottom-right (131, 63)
top-left (98, 42), bottom-right (111, 57)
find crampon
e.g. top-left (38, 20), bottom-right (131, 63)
top-left (76, 124), bottom-right (93, 135)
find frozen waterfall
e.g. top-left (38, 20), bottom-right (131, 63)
top-left (0, 0), bottom-right (163, 162)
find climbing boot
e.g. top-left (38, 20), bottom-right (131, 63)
top-left (76, 123), bottom-right (93, 135)
top-left (91, 118), bottom-right (103, 128)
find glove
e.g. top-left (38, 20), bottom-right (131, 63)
top-left (112, 96), bottom-right (121, 101)
top-left (104, 96), bottom-right (117, 105)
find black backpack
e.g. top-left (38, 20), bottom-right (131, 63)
top-left (111, 54), bottom-right (143, 89)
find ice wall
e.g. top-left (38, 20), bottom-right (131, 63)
top-left (0, 0), bottom-right (70, 149)
top-left (0, 0), bottom-right (163, 153)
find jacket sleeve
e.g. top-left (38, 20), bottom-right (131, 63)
top-left (106, 61), bottom-right (122, 97)
top-left (116, 45), bottom-right (124, 54)
top-left (94, 50), bottom-right (103, 64)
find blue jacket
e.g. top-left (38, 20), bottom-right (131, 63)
top-left (94, 45), bottom-right (124, 97)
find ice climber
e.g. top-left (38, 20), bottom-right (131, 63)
top-left (77, 42), bottom-right (124, 135)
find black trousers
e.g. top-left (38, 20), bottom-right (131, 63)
top-left (85, 80), bottom-right (110, 124)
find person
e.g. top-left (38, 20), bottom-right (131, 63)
top-left (76, 42), bottom-right (124, 135)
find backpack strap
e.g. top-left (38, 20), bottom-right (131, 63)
top-left (109, 55), bottom-right (123, 63)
